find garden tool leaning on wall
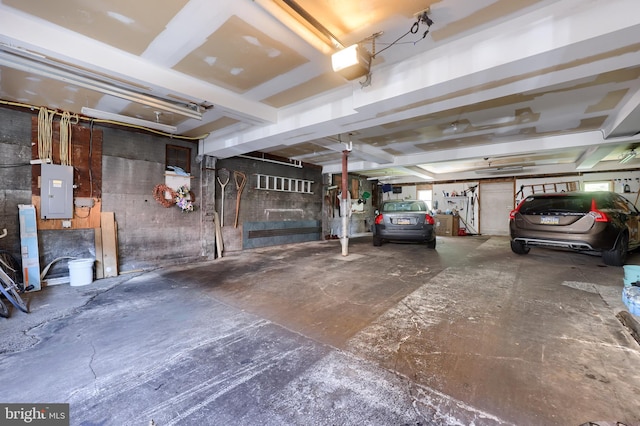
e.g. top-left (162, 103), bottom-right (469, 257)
top-left (234, 171), bottom-right (247, 228)
top-left (217, 168), bottom-right (230, 227)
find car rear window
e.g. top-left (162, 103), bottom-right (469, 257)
top-left (382, 201), bottom-right (426, 212)
top-left (519, 193), bottom-right (611, 215)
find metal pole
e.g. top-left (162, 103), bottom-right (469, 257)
top-left (341, 149), bottom-right (350, 256)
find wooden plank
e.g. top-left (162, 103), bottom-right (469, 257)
top-left (32, 195), bottom-right (102, 230)
top-left (101, 212), bottom-right (118, 277)
top-left (351, 178), bottom-right (358, 199)
top-left (94, 228), bottom-right (104, 279)
top-left (214, 211), bottom-right (223, 258)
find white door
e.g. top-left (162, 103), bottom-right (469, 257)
top-left (479, 181), bottom-right (514, 236)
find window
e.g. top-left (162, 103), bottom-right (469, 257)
top-left (584, 181), bottom-right (611, 192)
top-left (166, 145), bottom-right (191, 174)
top-left (417, 189), bottom-right (433, 210)
top-left (381, 201), bottom-right (427, 212)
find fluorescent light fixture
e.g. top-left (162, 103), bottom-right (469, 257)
top-left (81, 107), bottom-right (177, 133)
top-left (332, 44), bottom-right (371, 80)
top-left (619, 150), bottom-right (636, 164)
top-left (0, 50), bottom-right (202, 120)
top-left (475, 166), bottom-right (524, 175)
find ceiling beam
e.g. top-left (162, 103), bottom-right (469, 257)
top-left (397, 166), bottom-right (434, 181)
top-left (575, 146), bottom-right (616, 170)
top-left (0, 5), bottom-right (278, 124)
top-left (602, 85), bottom-right (640, 138)
top-left (309, 137), bottom-right (395, 164)
top-left (326, 131), bottom-right (640, 174)
top-left (200, 0), bottom-right (640, 159)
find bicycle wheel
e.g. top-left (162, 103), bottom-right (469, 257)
top-left (0, 274), bottom-right (29, 313)
top-left (0, 298), bottom-right (8, 318)
top-left (0, 251), bottom-right (23, 291)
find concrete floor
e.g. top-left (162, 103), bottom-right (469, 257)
top-left (1, 235), bottom-right (639, 425)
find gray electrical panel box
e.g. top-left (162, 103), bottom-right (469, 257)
top-left (41, 163), bottom-right (73, 219)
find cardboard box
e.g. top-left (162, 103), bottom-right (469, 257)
top-left (435, 214), bottom-right (459, 236)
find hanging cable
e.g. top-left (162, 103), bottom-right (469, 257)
top-left (1, 100), bottom-right (209, 141)
top-left (37, 107), bottom-right (53, 161)
top-left (372, 29), bottom-right (412, 58)
top-left (371, 11), bottom-right (434, 59)
top-left (59, 111), bottom-right (70, 165)
top-left (59, 111), bottom-right (72, 166)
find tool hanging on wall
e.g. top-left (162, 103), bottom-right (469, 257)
top-left (233, 171), bottom-right (247, 228)
top-left (464, 185), bottom-right (478, 227)
top-left (217, 168), bottom-right (230, 226)
top-left (470, 190), bottom-right (478, 227)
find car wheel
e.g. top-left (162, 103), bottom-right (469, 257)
top-left (373, 236), bottom-right (382, 247)
top-left (426, 238), bottom-right (436, 249)
top-left (510, 240), bottom-right (530, 255)
top-left (602, 232), bottom-right (628, 266)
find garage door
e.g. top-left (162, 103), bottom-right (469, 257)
top-left (479, 181), bottom-right (514, 236)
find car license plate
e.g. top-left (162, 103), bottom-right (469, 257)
top-left (540, 216), bottom-right (559, 225)
top-left (397, 218), bottom-right (411, 225)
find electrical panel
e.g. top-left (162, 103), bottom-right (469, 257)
top-left (41, 163), bottom-right (73, 219)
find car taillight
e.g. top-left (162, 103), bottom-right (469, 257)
top-left (375, 214), bottom-right (384, 225)
top-left (590, 198), bottom-right (609, 222)
top-left (425, 214), bottom-right (435, 225)
top-left (509, 199), bottom-right (525, 220)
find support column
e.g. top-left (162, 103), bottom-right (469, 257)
top-left (341, 149), bottom-right (350, 256)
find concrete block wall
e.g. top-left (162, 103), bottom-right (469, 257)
top-left (215, 156), bottom-right (323, 251)
top-left (0, 108), bottom-right (36, 255)
top-left (100, 127), bottom-right (204, 271)
top-left (0, 106), bottom-right (208, 277)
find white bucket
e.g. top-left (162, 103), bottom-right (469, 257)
top-left (68, 258), bottom-right (94, 287)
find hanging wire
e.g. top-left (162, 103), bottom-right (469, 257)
top-left (59, 111), bottom-right (72, 166)
top-left (38, 107), bottom-right (53, 161)
top-left (372, 30), bottom-right (411, 58)
top-left (371, 11), bottom-right (434, 59)
top-left (0, 162), bottom-right (31, 169)
top-left (1, 100), bottom-right (209, 141)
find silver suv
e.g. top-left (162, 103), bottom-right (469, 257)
top-left (509, 191), bottom-right (640, 266)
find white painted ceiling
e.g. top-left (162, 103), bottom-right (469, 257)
top-left (1, 0), bottom-right (640, 183)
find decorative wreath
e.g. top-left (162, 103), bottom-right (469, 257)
top-left (153, 184), bottom-right (177, 208)
top-left (175, 185), bottom-right (195, 212)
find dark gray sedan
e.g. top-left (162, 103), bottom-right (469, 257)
top-left (372, 200), bottom-right (436, 248)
